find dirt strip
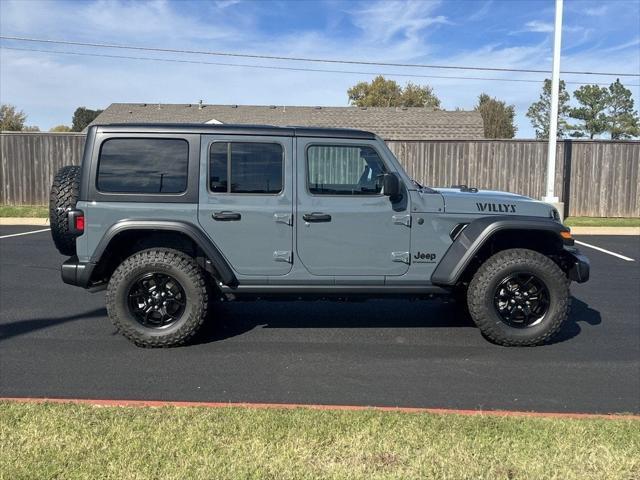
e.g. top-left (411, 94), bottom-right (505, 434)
top-left (1, 397), bottom-right (638, 420)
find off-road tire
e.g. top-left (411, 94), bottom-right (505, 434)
top-left (49, 165), bottom-right (81, 256)
top-left (467, 248), bottom-right (569, 346)
top-left (106, 248), bottom-right (209, 347)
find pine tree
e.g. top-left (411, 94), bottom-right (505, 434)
top-left (526, 79), bottom-right (571, 139)
top-left (569, 85), bottom-right (609, 139)
top-left (605, 79), bottom-right (639, 139)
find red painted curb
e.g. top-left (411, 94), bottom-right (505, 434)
top-left (1, 397), bottom-right (638, 420)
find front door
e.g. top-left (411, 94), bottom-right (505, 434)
top-left (296, 138), bottom-right (411, 277)
top-left (198, 135), bottom-right (293, 276)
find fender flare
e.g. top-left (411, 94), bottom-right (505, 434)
top-left (91, 220), bottom-right (237, 286)
top-left (431, 215), bottom-right (570, 286)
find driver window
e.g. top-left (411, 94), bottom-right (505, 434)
top-left (307, 145), bottom-right (387, 195)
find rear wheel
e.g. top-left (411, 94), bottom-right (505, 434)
top-left (106, 248), bottom-right (209, 347)
top-left (467, 248), bottom-right (569, 346)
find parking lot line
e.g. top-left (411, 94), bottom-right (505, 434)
top-left (0, 228), bottom-right (51, 239)
top-left (575, 240), bottom-right (635, 262)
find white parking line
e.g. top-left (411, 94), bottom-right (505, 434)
top-left (0, 228), bottom-right (51, 239)
top-left (575, 240), bottom-right (635, 262)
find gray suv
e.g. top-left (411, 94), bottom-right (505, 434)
top-left (50, 123), bottom-right (589, 347)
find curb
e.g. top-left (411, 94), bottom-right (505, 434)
top-left (0, 217), bottom-right (50, 226)
top-left (1, 397), bottom-right (638, 420)
top-left (569, 226), bottom-right (639, 236)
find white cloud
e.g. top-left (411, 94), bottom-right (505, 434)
top-left (584, 5), bottom-right (607, 17)
top-left (521, 20), bottom-right (583, 35)
top-left (524, 20), bottom-right (554, 33)
top-left (467, 1), bottom-right (493, 22)
top-left (350, 0), bottom-right (450, 44)
top-left (0, 0), bottom-right (638, 138)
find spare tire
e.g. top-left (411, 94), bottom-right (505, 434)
top-left (50, 165), bottom-right (81, 256)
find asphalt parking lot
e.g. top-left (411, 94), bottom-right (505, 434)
top-left (1, 225), bottom-right (638, 414)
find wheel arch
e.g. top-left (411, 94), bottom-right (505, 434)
top-left (90, 220), bottom-right (237, 287)
top-left (431, 215), bottom-right (572, 286)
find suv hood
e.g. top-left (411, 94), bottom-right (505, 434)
top-left (435, 187), bottom-right (557, 218)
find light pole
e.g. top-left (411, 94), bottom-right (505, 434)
top-left (543, 0), bottom-right (564, 214)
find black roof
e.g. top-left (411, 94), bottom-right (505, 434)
top-left (92, 123), bottom-right (377, 140)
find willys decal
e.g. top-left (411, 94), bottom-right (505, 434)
top-left (476, 203), bottom-right (517, 213)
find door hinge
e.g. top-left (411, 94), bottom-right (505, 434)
top-left (392, 214), bottom-right (411, 227)
top-left (273, 250), bottom-right (293, 263)
top-left (273, 213), bottom-right (293, 226)
top-left (391, 251), bottom-right (410, 264)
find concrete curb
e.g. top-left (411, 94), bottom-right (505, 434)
top-left (0, 218), bottom-right (50, 226)
top-left (1, 397), bottom-right (638, 420)
top-left (569, 226), bottom-right (640, 236)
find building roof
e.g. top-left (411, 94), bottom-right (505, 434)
top-left (90, 103), bottom-right (484, 140)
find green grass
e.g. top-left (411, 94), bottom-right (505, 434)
top-left (564, 217), bottom-right (640, 227)
top-left (0, 205), bottom-right (48, 218)
top-left (1, 403), bottom-right (638, 480)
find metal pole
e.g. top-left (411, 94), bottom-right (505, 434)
top-left (543, 0), bottom-right (563, 204)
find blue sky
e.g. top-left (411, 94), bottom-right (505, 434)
top-left (1, 0), bottom-right (638, 137)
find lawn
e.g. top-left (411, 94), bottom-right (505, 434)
top-left (1, 402), bottom-right (638, 480)
top-left (0, 205), bottom-right (48, 218)
top-left (564, 216), bottom-right (640, 227)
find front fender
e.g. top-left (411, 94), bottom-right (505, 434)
top-left (431, 215), bottom-right (571, 286)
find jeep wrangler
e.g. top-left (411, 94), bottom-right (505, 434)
top-left (50, 123), bottom-right (589, 347)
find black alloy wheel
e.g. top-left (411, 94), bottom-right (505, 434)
top-left (127, 272), bottom-right (187, 329)
top-left (493, 273), bottom-right (550, 328)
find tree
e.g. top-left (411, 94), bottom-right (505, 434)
top-left (0, 104), bottom-right (27, 131)
top-left (50, 125), bottom-right (72, 132)
top-left (474, 93), bottom-right (516, 138)
top-left (526, 79), bottom-right (571, 139)
top-left (347, 76), bottom-right (440, 108)
top-left (22, 125), bottom-right (40, 132)
top-left (605, 79), bottom-right (639, 139)
top-left (71, 107), bottom-right (103, 132)
top-left (569, 84), bottom-right (609, 139)
top-left (399, 82), bottom-right (441, 108)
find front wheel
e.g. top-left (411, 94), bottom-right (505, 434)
top-left (467, 248), bottom-right (569, 346)
top-left (106, 248), bottom-right (209, 347)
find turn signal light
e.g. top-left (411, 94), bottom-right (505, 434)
top-left (560, 231), bottom-right (572, 240)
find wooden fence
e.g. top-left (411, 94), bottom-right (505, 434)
top-left (1, 132), bottom-right (638, 217)
top-left (386, 139), bottom-right (639, 217)
top-left (1, 133), bottom-right (86, 207)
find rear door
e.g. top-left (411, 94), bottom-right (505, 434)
top-left (295, 138), bottom-right (411, 277)
top-left (198, 135), bottom-right (293, 276)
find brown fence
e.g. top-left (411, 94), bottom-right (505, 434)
top-left (1, 133), bottom-right (86, 206)
top-left (386, 139), bottom-right (639, 217)
top-left (1, 133), bottom-right (638, 217)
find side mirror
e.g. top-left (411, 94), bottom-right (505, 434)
top-left (381, 172), bottom-right (402, 200)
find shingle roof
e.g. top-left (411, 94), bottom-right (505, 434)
top-left (90, 103), bottom-right (484, 140)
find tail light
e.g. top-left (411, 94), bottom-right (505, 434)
top-left (68, 209), bottom-right (85, 235)
top-left (75, 214), bottom-right (85, 232)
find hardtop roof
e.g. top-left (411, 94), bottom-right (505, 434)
top-left (92, 123), bottom-right (377, 140)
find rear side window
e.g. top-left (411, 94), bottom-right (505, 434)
top-left (209, 142), bottom-right (283, 194)
top-left (307, 145), bottom-right (387, 195)
top-left (97, 138), bottom-right (189, 194)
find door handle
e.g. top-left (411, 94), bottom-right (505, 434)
top-left (212, 211), bottom-right (241, 221)
top-left (303, 212), bottom-right (332, 222)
